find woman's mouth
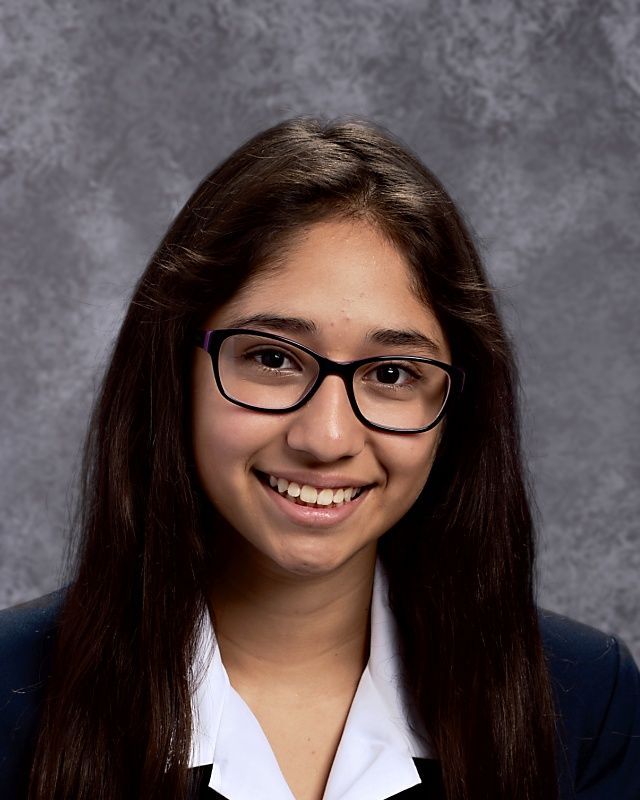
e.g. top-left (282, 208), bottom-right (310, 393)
top-left (254, 470), bottom-right (370, 509)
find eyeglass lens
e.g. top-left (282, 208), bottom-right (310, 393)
top-left (218, 333), bottom-right (451, 431)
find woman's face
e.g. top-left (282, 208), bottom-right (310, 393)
top-left (192, 219), bottom-right (451, 578)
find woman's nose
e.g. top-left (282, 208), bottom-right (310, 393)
top-left (285, 375), bottom-right (366, 462)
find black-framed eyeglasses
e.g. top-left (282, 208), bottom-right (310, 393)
top-left (195, 328), bottom-right (465, 434)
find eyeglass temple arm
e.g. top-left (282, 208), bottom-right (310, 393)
top-left (194, 330), bottom-right (213, 350)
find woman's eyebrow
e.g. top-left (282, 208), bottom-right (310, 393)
top-left (224, 313), bottom-right (318, 335)
top-left (367, 328), bottom-right (443, 356)
top-left (224, 314), bottom-right (442, 355)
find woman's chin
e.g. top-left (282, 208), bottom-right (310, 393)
top-left (262, 538), bottom-right (376, 581)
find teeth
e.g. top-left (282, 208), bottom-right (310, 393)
top-left (266, 474), bottom-right (364, 507)
top-left (317, 489), bottom-right (334, 506)
top-left (300, 485), bottom-right (318, 503)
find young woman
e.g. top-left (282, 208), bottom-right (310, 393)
top-left (1, 118), bottom-right (638, 800)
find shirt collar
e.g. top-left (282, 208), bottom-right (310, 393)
top-left (189, 558), bottom-right (433, 800)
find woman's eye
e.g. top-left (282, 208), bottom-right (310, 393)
top-left (249, 348), bottom-right (297, 370)
top-left (369, 363), bottom-right (417, 386)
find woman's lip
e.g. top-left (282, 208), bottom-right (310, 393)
top-left (256, 472), bottom-right (370, 528)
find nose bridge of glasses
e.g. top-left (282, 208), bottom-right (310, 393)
top-left (305, 353), bottom-right (360, 406)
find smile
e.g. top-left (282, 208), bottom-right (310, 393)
top-left (255, 471), bottom-right (369, 509)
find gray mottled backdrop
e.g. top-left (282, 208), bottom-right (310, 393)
top-left (1, 0), bottom-right (639, 659)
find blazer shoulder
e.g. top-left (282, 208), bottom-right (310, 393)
top-left (0, 589), bottom-right (65, 638)
top-left (0, 590), bottom-right (66, 796)
top-left (0, 590), bottom-right (65, 689)
top-left (538, 608), bottom-right (640, 797)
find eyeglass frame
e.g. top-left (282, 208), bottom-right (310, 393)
top-left (195, 328), bottom-right (466, 434)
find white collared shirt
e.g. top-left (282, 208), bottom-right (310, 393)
top-left (188, 558), bottom-right (433, 800)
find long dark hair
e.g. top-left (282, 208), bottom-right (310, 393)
top-left (30, 118), bottom-right (558, 799)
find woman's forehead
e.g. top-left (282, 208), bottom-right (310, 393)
top-left (205, 219), bottom-right (447, 356)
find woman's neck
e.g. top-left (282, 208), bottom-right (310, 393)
top-left (207, 539), bottom-right (377, 690)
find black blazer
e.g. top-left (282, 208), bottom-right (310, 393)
top-left (1, 591), bottom-right (639, 799)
